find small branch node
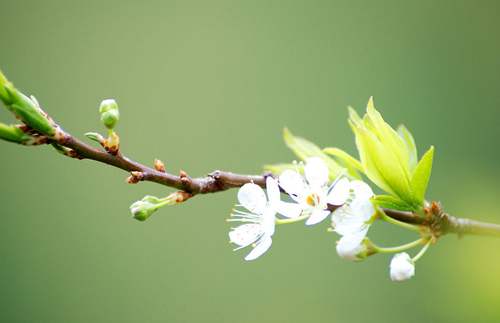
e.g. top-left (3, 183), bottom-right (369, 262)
top-left (127, 171), bottom-right (144, 184)
top-left (154, 159), bottom-right (166, 172)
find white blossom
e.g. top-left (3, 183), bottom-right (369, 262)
top-left (228, 177), bottom-right (300, 261)
top-left (329, 179), bottom-right (375, 260)
top-left (331, 179), bottom-right (374, 235)
top-left (390, 252), bottom-right (415, 281)
top-left (278, 157), bottom-right (345, 225)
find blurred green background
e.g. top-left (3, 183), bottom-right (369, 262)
top-left (1, 0), bottom-right (500, 322)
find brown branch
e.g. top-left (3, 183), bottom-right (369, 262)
top-left (59, 132), bottom-right (266, 195)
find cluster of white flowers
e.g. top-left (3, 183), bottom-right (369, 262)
top-left (227, 157), bottom-right (418, 281)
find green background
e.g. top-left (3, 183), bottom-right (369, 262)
top-left (1, 0), bottom-right (500, 322)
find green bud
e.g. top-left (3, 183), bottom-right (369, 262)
top-left (0, 123), bottom-right (31, 144)
top-left (99, 99), bottom-right (119, 129)
top-left (0, 70), bottom-right (56, 136)
top-left (130, 192), bottom-right (192, 221)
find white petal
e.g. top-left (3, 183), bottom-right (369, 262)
top-left (326, 177), bottom-right (351, 205)
top-left (390, 253), bottom-right (415, 282)
top-left (276, 201), bottom-right (303, 218)
top-left (229, 224), bottom-right (262, 248)
top-left (238, 183), bottom-right (267, 214)
top-left (266, 177), bottom-right (280, 207)
top-left (245, 235), bottom-right (273, 261)
top-left (331, 206), bottom-right (369, 237)
top-left (304, 157), bottom-right (329, 188)
top-left (305, 208), bottom-right (331, 226)
top-left (261, 208), bottom-right (276, 236)
top-left (350, 180), bottom-right (374, 203)
top-left (336, 233), bottom-right (365, 261)
top-left (351, 199), bottom-right (375, 222)
top-left (279, 170), bottom-right (306, 198)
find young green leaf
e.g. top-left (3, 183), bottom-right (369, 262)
top-left (263, 163), bottom-right (301, 175)
top-left (372, 195), bottom-right (416, 211)
top-left (0, 123), bottom-right (31, 144)
top-left (323, 147), bottom-right (363, 179)
top-left (283, 128), bottom-right (343, 179)
top-left (411, 146), bottom-right (434, 205)
top-left (397, 125), bottom-right (417, 171)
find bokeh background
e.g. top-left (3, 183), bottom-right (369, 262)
top-left (1, 0), bottom-right (500, 322)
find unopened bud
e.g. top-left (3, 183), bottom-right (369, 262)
top-left (390, 252), bottom-right (415, 282)
top-left (154, 159), bottom-right (166, 172)
top-left (127, 171), bottom-right (144, 184)
top-left (99, 99), bottom-right (119, 130)
top-left (130, 191), bottom-right (192, 221)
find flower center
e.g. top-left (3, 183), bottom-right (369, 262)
top-left (306, 193), bottom-right (320, 207)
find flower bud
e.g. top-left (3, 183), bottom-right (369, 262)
top-left (99, 99), bottom-right (119, 130)
top-left (130, 192), bottom-right (192, 221)
top-left (130, 195), bottom-right (163, 221)
top-left (390, 252), bottom-right (415, 282)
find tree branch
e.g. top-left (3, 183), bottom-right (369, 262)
top-left (59, 132), bottom-right (266, 194)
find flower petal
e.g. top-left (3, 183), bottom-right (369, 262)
top-left (331, 206), bottom-right (369, 237)
top-left (245, 235), bottom-right (273, 261)
top-left (327, 177), bottom-right (351, 205)
top-left (350, 180), bottom-right (374, 204)
top-left (305, 208), bottom-right (331, 226)
top-left (336, 233), bottom-right (365, 261)
top-left (351, 199), bottom-right (375, 222)
top-left (276, 201), bottom-right (303, 218)
top-left (238, 183), bottom-right (267, 214)
top-left (279, 170), bottom-right (306, 198)
top-left (229, 224), bottom-right (262, 248)
top-left (304, 157), bottom-right (329, 188)
top-left (266, 177), bottom-right (280, 206)
top-left (261, 208), bottom-right (276, 236)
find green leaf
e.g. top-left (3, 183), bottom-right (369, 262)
top-left (263, 163), bottom-right (302, 175)
top-left (1, 79), bottom-right (55, 136)
top-left (411, 146), bottom-right (434, 205)
top-left (371, 195), bottom-right (416, 211)
top-left (323, 147), bottom-right (363, 179)
top-left (350, 118), bottom-right (413, 201)
top-left (397, 125), bottom-right (417, 171)
top-left (0, 70), bottom-right (8, 100)
top-left (283, 128), bottom-right (343, 179)
top-left (364, 98), bottom-right (411, 180)
top-left (0, 123), bottom-right (31, 144)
